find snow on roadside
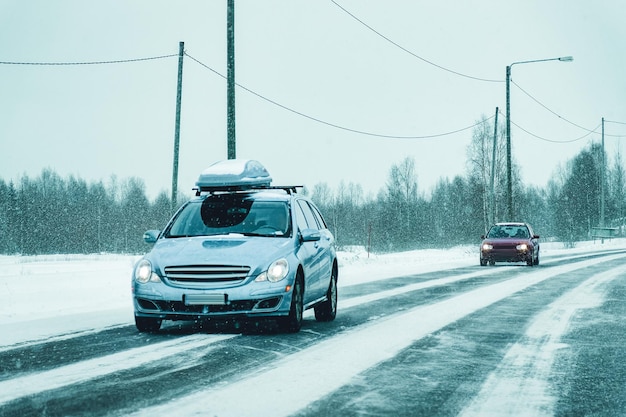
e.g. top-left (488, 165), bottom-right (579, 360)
top-left (337, 245), bottom-right (475, 286)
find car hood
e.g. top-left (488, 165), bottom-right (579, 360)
top-left (147, 235), bottom-right (292, 273)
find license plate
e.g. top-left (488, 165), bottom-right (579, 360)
top-left (184, 294), bottom-right (227, 306)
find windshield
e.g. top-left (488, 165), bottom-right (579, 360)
top-left (165, 194), bottom-right (291, 238)
top-left (487, 225), bottom-right (529, 239)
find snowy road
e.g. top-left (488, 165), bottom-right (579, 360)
top-left (1, 246), bottom-right (626, 416)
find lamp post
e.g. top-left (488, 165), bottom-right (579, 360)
top-left (505, 55), bottom-right (573, 219)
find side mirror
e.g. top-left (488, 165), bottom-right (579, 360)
top-left (300, 228), bottom-right (321, 242)
top-left (533, 235), bottom-right (540, 239)
top-left (480, 235), bottom-right (486, 239)
top-left (143, 230), bottom-right (161, 244)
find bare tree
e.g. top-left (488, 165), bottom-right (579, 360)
top-left (382, 157), bottom-right (422, 249)
top-left (466, 115), bottom-right (507, 229)
top-left (310, 182), bottom-right (333, 209)
top-left (386, 157), bottom-right (418, 204)
top-left (608, 147), bottom-right (625, 229)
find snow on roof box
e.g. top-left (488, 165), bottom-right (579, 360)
top-left (196, 159), bottom-right (272, 190)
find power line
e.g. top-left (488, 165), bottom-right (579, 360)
top-left (511, 80), bottom-right (625, 138)
top-left (7, 49), bottom-right (607, 143)
top-left (328, 2), bottom-right (622, 141)
top-left (330, 0), bottom-right (502, 83)
top-left (0, 53), bottom-right (178, 66)
top-left (185, 52), bottom-right (494, 140)
top-left (502, 108), bottom-right (600, 143)
top-left (511, 80), bottom-right (595, 133)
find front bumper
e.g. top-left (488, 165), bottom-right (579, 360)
top-left (133, 281), bottom-right (294, 321)
top-left (481, 249), bottom-right (532, 263)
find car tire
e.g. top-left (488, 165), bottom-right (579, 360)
top-left (314, 266), bottom-right (337, 322)
top-left (489, 260), bottom-right (495, 266)
top-left (534, 252), bottom-right (540, 266)
top-left (280, 272), bottom-right (303, 333)
top-left (480, 258), bottom-right (487, 266)
top-left (135, 315), bottom-right (162, 333)
top-left (527, 256), bottom-right (534, 267)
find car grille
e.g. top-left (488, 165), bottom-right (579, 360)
top-left (154, 299), bottom-right (257, 313)
top-left (163, 265), bottom-right (251, 288)
top-left (494, 244), bottom-right (517, 250)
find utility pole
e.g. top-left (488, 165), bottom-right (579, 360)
top-left (489, 107), bottom-right (499, 226)
top-left (505, 65), bottom-right (513, 220)
top-left (171, 41), bottom-right (184, 211)
top-left (601, 117), bottom-right (605, 227)
top-left (227, 0), bottom-right (236, 159)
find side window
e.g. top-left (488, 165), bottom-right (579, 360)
top-left (294, 202), bottom-right (309, 232)
top-left (296, 200), bottom-right (320, 230)
top-left (308, 202), bottom-right (328, 230)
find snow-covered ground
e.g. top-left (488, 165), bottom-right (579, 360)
top-left (3, 239), bottom-right (626, 416)
top-left (1, 239), bottom-right (624, 349)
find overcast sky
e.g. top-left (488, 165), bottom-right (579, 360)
top-left (1, 1), bottom-right (625, 200)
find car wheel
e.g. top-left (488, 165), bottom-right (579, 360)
top-left (280, 272), bottom-right (303, 333)
top-left (534, 252), bottom-right (540, 266)
top-left (314, 266), bottom-right (337, 322)
top-left (135, 315), bottom-right (162, 333)
top-left (527, 256), bottom-right (534, 266)
top-left (489, 260), bottom-right (495, 266)
top-left (480, 257), bottom-right (487, 266)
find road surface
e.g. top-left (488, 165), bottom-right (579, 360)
top-left (1, 249), bottom-right (625, 416)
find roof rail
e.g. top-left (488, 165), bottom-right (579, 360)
top-left (194, 185), bottom-right (303, 196)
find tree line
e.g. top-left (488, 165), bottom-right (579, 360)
top-left (309, 118), bottom-right (623, 252)
top-left (1, 119), bottom-right (622, 255)
top-left (0, 170), bottom-right (173, 255)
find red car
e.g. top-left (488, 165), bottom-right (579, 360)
top-left (480, 222), bottom-right (540, 266)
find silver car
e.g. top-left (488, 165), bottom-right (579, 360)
top-left (132, 160), bottom-right (338, 333)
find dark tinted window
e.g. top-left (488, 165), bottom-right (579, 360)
top-left (201, 194), bottom-right (253, 228)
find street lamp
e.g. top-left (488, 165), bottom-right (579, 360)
top-left (505, 56), bottom-right (573, 219)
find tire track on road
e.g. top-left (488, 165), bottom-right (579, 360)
top-left (458, 262), bottom-right (626, 417)
top-left (0, 334), bottom-right (236, 406)
top-left (129, 253), bottom-right (626, 417)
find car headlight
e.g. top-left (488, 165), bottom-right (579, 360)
top-left (255, 258), bottom-right (289, 283)
top-left (482, 243), bottom-right (493, 251)
top-left (516, 243), bottom-right (528, 251)
top-left (134, 259), bottom-right (161, 284)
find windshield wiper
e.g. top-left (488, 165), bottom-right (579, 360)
top-left (167, 231), bottom-right (286, 238)
top-left (242, 232), bottom-right (282, 237)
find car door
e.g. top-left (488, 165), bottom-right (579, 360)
top-left (527, 224), bottom-right (540, 257)
top-left (307, 201), bottom-right (334, 291)
top-left (294, 199), bottom-right (328, 301)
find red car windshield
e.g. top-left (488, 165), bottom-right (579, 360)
top-left (487, 225), bottom-right (529, 239)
